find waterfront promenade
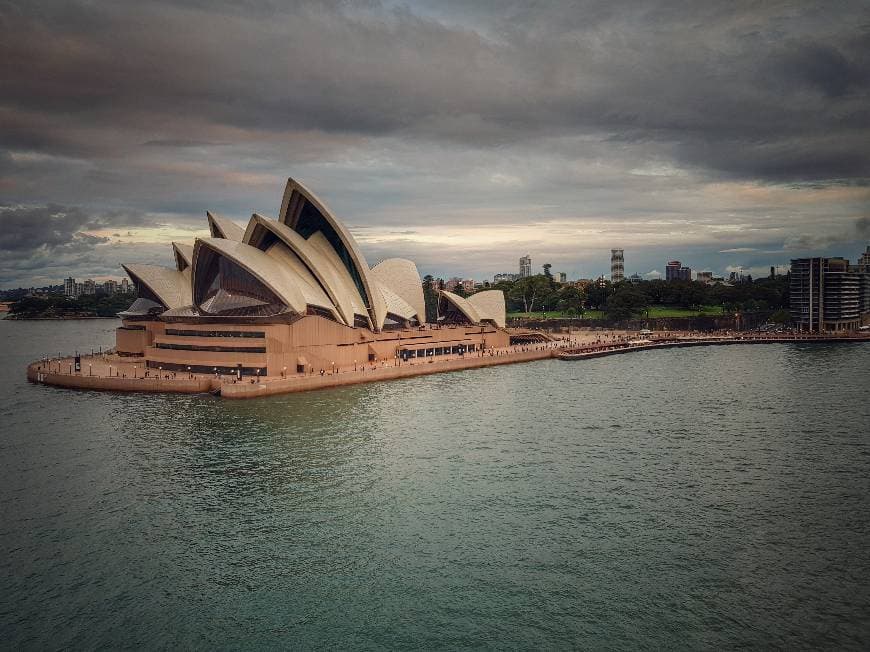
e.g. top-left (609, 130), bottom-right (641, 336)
top-left (26, 330), bottom-right (870, 399)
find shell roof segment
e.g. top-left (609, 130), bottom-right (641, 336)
top-left (370, 258), bottom-right (425, 324)
top-left (192, 237), bottom-right (308, 316)
top-left (278, 177), bottom-right (387, 330)
top-left (467, 290), bottom-right (507, 328)
top-left (206, 212), bottom-right (245, 241)
top-left (243, 213), bottom-right (361, 327)
top-left (438, 290), bottom-right (482, 324)
top-left (172, 242), bottom-right (194, 271)
top-left (122, 264), bottom-right (192, 309)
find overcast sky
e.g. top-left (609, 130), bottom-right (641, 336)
top-left (1, 0), bottom-right (869, 288)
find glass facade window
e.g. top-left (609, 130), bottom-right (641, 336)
top-left (400, 344), bottom-right (476, 360)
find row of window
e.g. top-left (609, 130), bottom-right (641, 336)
top-left (156, 343), bottom-right (266, 353)
top-left (400, 344), bottom-right (477, 359)
top-left (165, 328), bottom-right (266, 338)
top-left (145, 361), bottom-right (267, 376)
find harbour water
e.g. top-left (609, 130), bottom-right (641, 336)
top-left (2, 319), bottom-right (869, 649)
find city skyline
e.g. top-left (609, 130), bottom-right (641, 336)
top-left (1, 1), bottom-right (869, 288)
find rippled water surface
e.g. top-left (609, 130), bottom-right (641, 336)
top-left (1, 319), bottom-right (869, 649)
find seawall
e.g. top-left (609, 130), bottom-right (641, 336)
top-left (558, 334), bottom-right (870, 361)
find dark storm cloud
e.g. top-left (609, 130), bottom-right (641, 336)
top-left (1, 0), bottom-right (867, 181)
top-left (0, 204), bottom-right (148, 253)
top-left (0, 204), bottom-right (165, 285)
top-left (1, 0), bottom-right (868, 286)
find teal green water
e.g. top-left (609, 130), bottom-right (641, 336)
top-left (2, 319), bottom-right (869, 649)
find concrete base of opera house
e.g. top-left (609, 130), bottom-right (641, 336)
top-left (26, 313), bottom-right (572, 398)
top-left (26, 345), bottom-right (560, 399)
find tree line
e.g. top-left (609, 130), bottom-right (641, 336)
top-left (9, 292), bottom-right (135, 318)
top-left (423, 273), bottom-right (791, 322)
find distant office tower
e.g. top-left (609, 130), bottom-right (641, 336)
top-left (790, 257), bottom-right (861, 332)
top-left (665, 260), bottom-right (691, 281)
top-left (121, 277), bottom-right (130, 293)
top-left (103, 279), bottom-right (118, 294)
top-left (493, 273), bottom-right (519, 283)
top-left (519, 255), bottom-right (532, 278)
top-left (859, 245), bottom-right (870, 270)
top-left (64, 277), bottom-right (76, 297)
top-left (696, 271), bottom-right (713, 284)
top-left (83, 279), bottom-right (96, 295)
top-left (610, 249), bottom-right (624, 283)
top-left (558, 272), bottom-right (567, 284)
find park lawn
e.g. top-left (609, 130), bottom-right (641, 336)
top-left (645, 305), bottom-right (725, 318)
top-left (507, 305), bottom-right (725, 320)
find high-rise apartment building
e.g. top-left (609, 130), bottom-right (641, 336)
top-left (665, 260), bottom-right (691, 281)
top-left (64, 277), bottom-right (76, 297)
top-left (790, 257), bottom-right (862, 331)
top-left (519, 255), bottom-right (532, 278)
top-left (610, 249), bottom-right (624, 283)
top-left (121, 278), bottom-right (130, 293)
top-left (696, 271), bottom-right (713, 284)
top-left (558, 272), bottom-right (567, 284)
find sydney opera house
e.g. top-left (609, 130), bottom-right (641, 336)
top-left (114, 178), bottom-right (509, 378)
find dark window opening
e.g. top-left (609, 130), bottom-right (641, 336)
top-left (165, 329), bottom-right (265, 338)
top-left (155, 343), bottom-right (266, 353)
top-left (146, 361), bottom-right (267, 376)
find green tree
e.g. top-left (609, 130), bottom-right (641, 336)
top-left (606, 285), bottom-right (649, 321)
top-left (422, 275), bottom-right (438, 323)
top-left (586, 280), bottom-right (610, 310)
top-left (509, 275), bottom-right (552, 313)
top-left (555, 285), bottom-right (585, 315)
top-left (542, 263), bottom-right (553, 281)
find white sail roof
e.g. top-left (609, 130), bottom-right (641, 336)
top-left (122, 264), bottom-right (191, 309)
top-left (370, 258), bottom-right (425, 324)
top-left (438, 290), bottom-right (481, 324)
top-left (467, 290), bottom-right (507, 328)
top-left (206, 212), bottom-right (245, 241)
top-left (279, 178), bottom-right (387, 330)
top-left (171, 242), bottom-right (194, 271)
top-left (192, 238), bottom-right (308, 315)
